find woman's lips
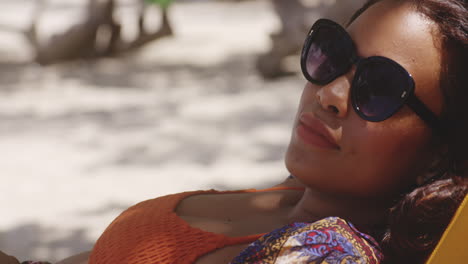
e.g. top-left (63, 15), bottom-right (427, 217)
top-left (296, 113), bottom-right (340, 150)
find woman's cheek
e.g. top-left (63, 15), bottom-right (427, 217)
top-left (349, 121), bottom-right (433, 195)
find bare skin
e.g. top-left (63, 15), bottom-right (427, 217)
top-left (57, 0), bottom-right (445, 263)
top-left (0, 250), bottom-right (90, 264)
top-left (55, 252), bottom-right (90, 264)
top-left (0, 251), bottom-right (20, 264)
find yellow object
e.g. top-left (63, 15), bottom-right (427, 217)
top-left (426, 194), bottom-right (468, 263)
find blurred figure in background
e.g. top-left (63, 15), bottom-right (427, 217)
top-left (256, 0), bottom-right (367, 78)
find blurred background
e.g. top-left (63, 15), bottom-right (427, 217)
top-left (0, 0), bottom-right (364, 262)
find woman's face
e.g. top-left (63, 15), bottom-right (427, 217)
top-left (285, 0), bottom-right (444, 198)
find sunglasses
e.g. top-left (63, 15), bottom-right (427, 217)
top-left (300, 18), bottom-right (441, 134)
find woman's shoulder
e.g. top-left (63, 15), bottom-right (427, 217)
top-left (116, 176), bottom-right (303, 214)
top-left (177, 183), bottom-right (304, 219)
top-left (110, 176), bottom-right (304, 222)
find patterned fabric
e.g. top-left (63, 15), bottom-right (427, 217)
top-left (230, 217), bottom-right (383, 264)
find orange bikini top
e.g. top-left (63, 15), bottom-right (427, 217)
top-left (89, 187), bottom-right (303, 264)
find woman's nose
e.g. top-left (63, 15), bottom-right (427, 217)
top-left (315, 75), bottom-right (351, 118)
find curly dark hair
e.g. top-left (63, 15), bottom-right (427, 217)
top-left (382, 177), bottom-right (467, 263)
top-left (349, 0), bottom-right (468, 263)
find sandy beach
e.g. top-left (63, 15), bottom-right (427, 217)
top-left (0, 0), bottom-right (312, 261)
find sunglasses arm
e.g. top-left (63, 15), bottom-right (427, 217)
top-left (406, 95), bottom-right (442, 136)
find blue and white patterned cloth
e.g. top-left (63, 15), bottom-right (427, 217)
top-left (230, 217), bottom-right (383, 264)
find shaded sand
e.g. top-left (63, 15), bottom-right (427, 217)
top-left (0, 0), bottom-right (320, 261)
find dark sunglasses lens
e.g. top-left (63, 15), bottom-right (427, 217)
top-left (305, 24), bottom-right (354, 83)
top-left (353, 59), bottom-right (410, 121)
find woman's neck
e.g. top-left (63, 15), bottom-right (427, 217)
top-left (287, 187), bottom-right (390, 232)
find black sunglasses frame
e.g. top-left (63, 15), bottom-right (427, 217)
top-left (300, 18), bottom-right (441, 134)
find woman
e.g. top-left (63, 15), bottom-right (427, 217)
top-left (57, 0), bottom-right (468, 263)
